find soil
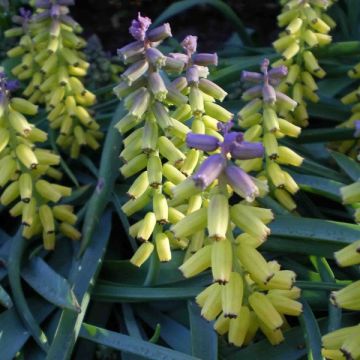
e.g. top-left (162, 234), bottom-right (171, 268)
top-left (72, 0), bottom-right (281, 54)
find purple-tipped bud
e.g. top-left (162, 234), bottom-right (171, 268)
top-left (169, 53), bottom-right (189, 64)
top-left (192, 154), bottom-right (226, 189)
top-left (186, 133), bottom-right (219, 152)
top-left (50, 4), bottom-right (61, 18)
top-left (35, 0), bottom-right (51, 8)
top-left (129, 13), bottom-right (152, 41)
top-left (186, 66), bottom-right (199, 84)
top-left (275, 91), bottom-right (298, 111)
top-left (261, 58), bottom-right (270, 74)
top-left (225, 164), bottom-right (259, 202)
top-left (241, 71), bottom-right (263, 83)
top-left (118, 41), bottom-right (145, 62)
top-left (242, 85), bottom-right (262, 100)
top-left (229, 141), bottom-right (264, 160)
top-left (262, 83), bottom-right (277, 105)
top-left (146, 23), bottom-right (172, 42)
top-left (171, 77), bottom-right (188, 92)
top-left (145, 47), bottom-right (166, 68)
top-left (193, 53), bottom-right (218, 66)
top-left (269, 65), bottom-right (288, 79)
top-left (59, 15), bottom-right (79, 29)
top-left (32, 10), bottom-right (51, 22)
top-left (354, 120), bottom-right (360, 138)
top-left (181, 35), bottom-right (198, 55)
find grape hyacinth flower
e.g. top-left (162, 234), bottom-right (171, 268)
top-left (0, 70), bottom-right (79, 249)
top-left (273, 0), bottom-right (336, 127)
top-left (238, 59), bottom-right (304, 211)
top-left (5, 0), bottom-right (101, 157)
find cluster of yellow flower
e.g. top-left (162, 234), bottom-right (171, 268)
top-left (5, 1), bottom-right (101, 157)
top-left (273, 0), bottom-right (336, 127)
top-left (0, 72), bottom-right (79, 248)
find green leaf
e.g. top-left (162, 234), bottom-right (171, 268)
top-left (296, 128), bottom-right (354, 144)
top-left (330, 151), bottom-right (360, 182)
top-left (318, 77), bottom-right (355, 97)
top-left (8, 230), bottom-right (50, 352)
top-left (152, 0), bottom-right (252, 46)
top-left (21, 256), bottom-right (80, 312)
top-left (291, 173), bottom-right (343, 202)
top-left (92, 283), bottom-right (202, 302)
top-left (79, 103), bottom-right (124, 255)
top-left (299, 299), bottom-right (324, 360)
top-left (315, 41), bottom-right (360, 58)
top-left (188, 301), bottom-right (218, 360)
top-left (136, 305), bottom-right (191, 353)
top-left (0, 284), bottom-right (12, 308)
top-left (0, 298), bottom-right (54, 360)
top-left (80, 323), bottom-right (200, 360)
top-left (308, 98), bottom-right (350, 122)
top-left (45, 211), bottom-right (113, 360)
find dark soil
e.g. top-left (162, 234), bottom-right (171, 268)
top-left (72, 0), bottom-right (280, 54)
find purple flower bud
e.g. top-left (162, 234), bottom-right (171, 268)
top-left (262, 83), bottom-right (276, 104)
top-left (242, 85), bottom-right (262, 100)
top-left (6, 80), bottom-right (19, 92)
top-left (261, 58), bottom-right (270, 74)
top-left (225, 164), bottom-right (259, 202)
top-left (19, 8), bottom-right (32, 20)
top-left (193, 53), bottom-right (218, 66)
top-left (192, 154), bottom-right (226, 189)
top-left (169, 52), bottom-right (189, 64)
top-left (50, 4), bottom-right (61, 18)
top-left (186, 133), bottom-right (219, 152)
top-left (117, 41), bottom-right (144, 62)
top-left (221, 131), bottom-right (244, 154)
top-left (186, 66), bottom-right (199, 84)
top-left (181, 35), bottom-right (198, 55)
top-left (229, 141), bottom-right (264, 160)
top-left (35, 0), bottom-right (51, 8)
top-left (145, 47), bottom-right (166, 68)
top-left (164, 57), bottom-right (186, 74)
top-left (241, 71), bottom-right (263, 83)
top-left (275, 91), bottom-right (298, 111)
top-left (268, 65), bottom-right (288, 79)
top-left (129, 13), bottom-right (152, 41)
top-left (59, 15), bottom-right (79, 29)
top-left (354, 120), bottom-right (360, 138)
top-left (146, 23), bottom-right (172, 42)
top-left (171, 76), bottom-right (188, 91)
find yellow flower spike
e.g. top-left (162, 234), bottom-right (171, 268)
top-left (188, 231), bottom-right (205, 254)
top-left (277, 146), bottom-right (304, 166)
top-left (238, 98), bottom-right (262, 121)
top-left (274, 188), bottom-right (297, 211)
top-left (335, 240), bottom-right (360, 267)
top-left (228, 306), bottom-right (251, 347)
top-left (10, 98), bottom-right (38, 115)
top-left (207, 193), bottom-right (229, 240)
top-left (340, 328), bottom-right (360, 360)
top-left (263, 108), bottom-right (279, 133)
top-left (283, 171), bottom-right (300, 194)
top-left (9, 201), bottom-right (24, 217)
top-left (130, 242), bottom-right (154, 267)
top-left (135, 212), bottom-right (157, 242)
top-left (179, 244), bottom-right (212, 278)
top-left (163, 163), bottom-right (187, 184)
top-left (147, 155), bottom-right (162, 188)
top-left (0, 181), bottom-right (20, 206)
top-left (243, 311), bottom-right (259, 345)
top-left (187, 194), bottom-right (202, 214)
top-left (53, 205), bottom-right (77, 225)
top-left (59, 222), bottom-right (81, 240)
top-left (214, 313), bottom-right (230, 336)
top-left (170, 207), bottom-right (207, 239)
top-left (236, 243), bottom-right (274, 285)
top-left (211, 238), bottom-right (232, 284)
top-left (15, 143), bottom-right (38, 169)
top-left (155, 232), bottom-right (171, 262)
top-left (39, 205), bottom-right (55, 234)
top-left (268, 286), bottom-right (301, 300)
top-left (330, 281), bottom-right (360, 310)
top-left (230, 204), bottom-right (271, 241)
top-left (0, 128), bottom-right (10, 152)
top-left (201, 283), bottom-right (222, 321)
top-left (43, 231), bottom-right (56, 251)
top-left (262, 269), bottom-right (297, 290)
top-left (277, 118), bottom-right (301, 137)
top-left (153, 193), bottom-right (168, 224)
top-left (8, 110), bottom-right (32, 136)
top-left (35, 179), bottom-right (62, 203)
top-left (267, 293), bottom-right (303, 316)
top-left (249, 292), bottom-right (283, 331)
top-left (235, 233), bottom-right (264, 248)
top-left (321, 349), bottom-right (345, 360)
top-left (267, 162), bottom-right (285, 188)
top-left (340, 182), bottom-right (360, 204)
top-left (222, 272), bottom-right (243, 318)
top-left (322, 325), bottom-right (360, 350)
top-left (258, 318), bottom-right (284, 345)
top-left (263, 133), bottom-right (279, 159)
top-left (120, 154), bottom-right (148, 178)
top-left (34, 149), bottom-right (60, 166)
top-left (21, 198), bottom-right (36, 227)
top-left (158, 136), bottom-right (185, 165)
